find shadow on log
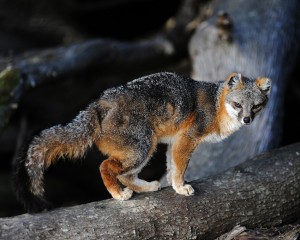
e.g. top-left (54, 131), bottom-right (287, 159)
top-left (1, 143), bottom-right (300, 239)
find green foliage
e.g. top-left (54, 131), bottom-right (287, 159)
top-left (0, 66), bottom-right (20, 130)
top-left (0, 66), bottom-right (20, 104)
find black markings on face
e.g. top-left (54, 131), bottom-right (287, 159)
top-left (238, 108), bottom-right (243, 120)
top-left (251, 101), bottom-right (265, 113)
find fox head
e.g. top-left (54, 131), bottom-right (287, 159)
top-left (224, 72), bottom-right (271, 125)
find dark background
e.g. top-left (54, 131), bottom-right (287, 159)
top-left (0, 0), bottom-right (299, 217)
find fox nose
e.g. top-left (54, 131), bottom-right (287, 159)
top-left (243, 117), bottom-right (251, 124)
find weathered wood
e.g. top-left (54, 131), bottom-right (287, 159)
top-left (217, 224), bottom-right (300, 240)
top-left (185, 0), bottom-right (300, 181)
top-left (1, 143), bottom-right (300, 239)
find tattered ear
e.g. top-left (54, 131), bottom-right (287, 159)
top-left (256, 77), bottom-right (271, 96)
top-left (226, 72), bottom-right (242, 88)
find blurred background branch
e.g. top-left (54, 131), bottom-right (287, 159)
top-left (0, 0), bottom-right (209, 132)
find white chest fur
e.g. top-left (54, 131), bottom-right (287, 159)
top-left (203, 132), bottom-right (227, 143)
top-left (203, 104), bottom-right (242, 143)
top-left (159, 135), bottom-right (177, 145)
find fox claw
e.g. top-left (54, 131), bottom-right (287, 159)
top-left (148, 180), bottom-right (161, 191)
top-left (112, 188), bottom-right (133, 200)
top-left (174, 184), bottom-right (195, 196)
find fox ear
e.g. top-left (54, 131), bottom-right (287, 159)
top-left (226, 72), bottom-right (242, 88)
top-left (256, 77), bottom-right (271, 96)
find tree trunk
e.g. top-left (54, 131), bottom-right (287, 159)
top-left (1, 143), bottom-right (300, 240)
top-left (185, 0), bottom-right (300, 181)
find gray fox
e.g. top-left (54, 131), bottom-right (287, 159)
top-left (13, 72), bottom-right (271, 212)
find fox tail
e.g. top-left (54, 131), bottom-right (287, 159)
top-left (12, 102), bottom-right (101, 213)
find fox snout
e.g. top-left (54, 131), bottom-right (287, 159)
top-left (242, 116), bottom-right (251, 125)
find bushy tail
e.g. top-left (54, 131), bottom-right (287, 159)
top-left (13, 102), bottom-right (101, 213)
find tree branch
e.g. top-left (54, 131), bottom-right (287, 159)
top-left (1, 143), bottom-right (300, 239)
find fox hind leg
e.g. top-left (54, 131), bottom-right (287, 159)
top-left (118, 174), bottom-right (161, 193)
top-left (100, 157), bottom-right (133, 200)
top-left (100, 154), bottom-right (161, 199)
top-left (98, 120), bottom-right (159, 200)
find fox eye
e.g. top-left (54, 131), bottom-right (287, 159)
top-left (233, 102), bottom-right (242, 108)
top-left (252, 103), bottom-right (262, 111)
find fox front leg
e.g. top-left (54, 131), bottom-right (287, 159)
top-left (170, 134), bottom-right (197, 196)
top-left (166, 143), bottom-right (173, 186)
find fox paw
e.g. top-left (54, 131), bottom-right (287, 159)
top-left (147, 180), bottom-right (161, 192)
top-left (174, 184), bottom-right (195, 196)
top-left (112, 188), bottom-right (133, 201)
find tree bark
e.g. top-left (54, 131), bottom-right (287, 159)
top-left (185, 0), bottom-right (300, 181)
top-left (1, 143), bottom-right (300, 240)
top-left (217, 224), bottom-right (300, 240)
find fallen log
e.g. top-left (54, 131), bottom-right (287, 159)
top-left (1, 143), bottom-right (300, 239)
